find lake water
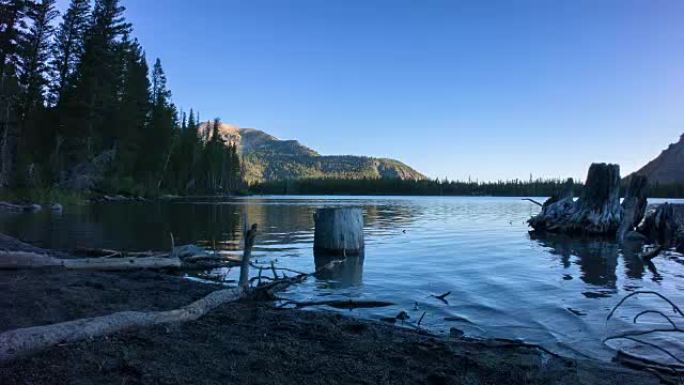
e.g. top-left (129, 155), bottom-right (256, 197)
top-left (2, 195), bottom-right (683, 362)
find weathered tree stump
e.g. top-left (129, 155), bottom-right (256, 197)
top-left (638, 203), bottom-right (684, 252)
top-left (238, 223), bottom-right (258, 288)
top-left (529, 163), bottom-right (622, 235)
top-left (617, 175), bottom-right (648, 243)
top-left (313, 208), bottom-right (364, 256)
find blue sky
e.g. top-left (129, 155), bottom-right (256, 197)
top-left (58, 0), bottom-right (684, 181)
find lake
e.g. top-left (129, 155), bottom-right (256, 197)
top-left (2, 195), bottom-right (683, 362)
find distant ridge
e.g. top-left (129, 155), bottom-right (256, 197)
top-left (630, 133), bottom-right (684, 184)
top-left (197, 123), bottom-right (426, 184)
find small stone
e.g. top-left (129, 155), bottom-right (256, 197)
top-left (449, 327), bottom-right (464, 338)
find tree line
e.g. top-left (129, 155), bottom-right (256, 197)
top-left (0, 0), bottom-right (242, 196)
top-left (251, 177), bottom-right (586, 197)
top-left (252, 177), bottom-right (684, 198)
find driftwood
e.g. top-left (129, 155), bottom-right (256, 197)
top-left (0, 245), bottom-right (344, 363)
top-left (0, 237), bottom-right (241, 271)
top-left (0, 249), bottom-right (239, 271)
top-left (0, 251), bottom-right (183, 270)
top-left (0, 286), bottom-right (243, 363)
top-left (605, 291), bottom-right (684, 379)
top-left (0, 201), bottom-right (42, 212)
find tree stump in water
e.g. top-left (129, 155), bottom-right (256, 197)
top-left (638, 203), bottom-right (684, 252)
top-left (616, 175), bottom-right (649, 242)
top-left (529, 163), bottom-right (623, 235)
top-left (313, 208), bottom-right (364, 256)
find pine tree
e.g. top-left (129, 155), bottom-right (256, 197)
top-left (0, 0), bottom-right (29, 187)
top-left (17, 0), bottom-right (57, 118)
top-left (140, 58), bottom-right (176, 191)
top-left (60, 0), bottom-right (131, 163)
top-left (110, 36), bottom-right (150, 182)
top-left (16, 0), bottom-right (58, 185)
top-left (50, 0), bottom-right (90, 103)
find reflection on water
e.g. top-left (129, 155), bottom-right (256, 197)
top-left (1, 195), bottom-right (683, 361)
top-left (314, 255), bottom-right (364, 288)
top-left (530, 232), bottom-right (662, 287)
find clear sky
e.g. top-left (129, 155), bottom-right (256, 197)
top-left (58, 0), bottom-right (684, 181)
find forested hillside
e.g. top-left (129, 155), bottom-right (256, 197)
top-left (0, 0), bottom-right (241, 196)
top-left (196, 122), bottom-right (426, 184)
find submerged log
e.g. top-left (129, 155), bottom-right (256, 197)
top-left (313, 208), bottom-right (364, 256)
top-left (529, 163), bottom-right (623, 235)
top-left (617, 175), bottom-right (648, 243)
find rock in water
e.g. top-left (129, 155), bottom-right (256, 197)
top-left (50, 203), bottom-right (63, 213)
top-left (313, 208), bottom-right (364, 256)
top-left (529, 163), bottom-right (623, 235)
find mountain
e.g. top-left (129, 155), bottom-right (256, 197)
top-left (197, 123), bottom-right (426, 184)
top-left (631, 133), bottom-right (684, 184)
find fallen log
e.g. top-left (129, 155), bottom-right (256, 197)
top-left (0, 201), bottom-right (42, 213)
top-left (0, 242), bottom-right (342, 364)
top-left (0, 235), bottom-right (241, 271)
top-left (0, 286), bottom-right (243, 363)
top-left (0, 251), bottom-right (182, 270)
top-left (529, 163), bottom-right (623, 235)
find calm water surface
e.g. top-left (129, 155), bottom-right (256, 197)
top-left (2, 195), bottom-right (684, 361)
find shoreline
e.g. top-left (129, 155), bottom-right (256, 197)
top-left (0, 234), bottom-right (660, 384)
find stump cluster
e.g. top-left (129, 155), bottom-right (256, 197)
top-left (528, 162), bottom-right (682, 251)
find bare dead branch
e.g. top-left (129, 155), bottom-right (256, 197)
top-left (634, 310), bottom-right (679, 329)
top-left (607, 291), bottom-right (684, 322)
top-left (522, 198), bottom-right (543, 207)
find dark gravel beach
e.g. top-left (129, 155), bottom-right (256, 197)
top-left (0, 235), bottom-right (659, 385)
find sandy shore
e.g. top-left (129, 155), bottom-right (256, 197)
top-left (0, 235), bottom-right (659, 385)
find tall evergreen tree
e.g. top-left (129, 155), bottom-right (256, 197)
top-left (0, 0), bottom-right (29, 186)
top-left (110, 36), bottom-right (150, 183)
top-left (50, 0), bottom-right (89, 103)
top-left (17, 0), bottom-right (57, 118)
top-left (17, 0), bottom-right (58, 185)
top-left (60, 0), bottom-right (130, 163)
top-left (140, 58), bottom-right (176, 190)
